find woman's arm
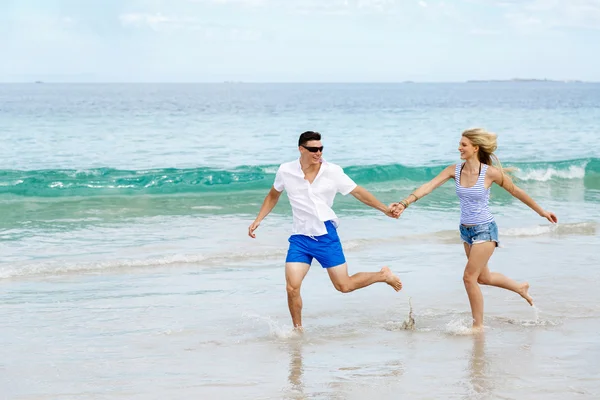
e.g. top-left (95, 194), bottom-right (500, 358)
top-left (393, 165), bottom-right (456, 215)
top-left (489, 167), bottom-right (558, 223)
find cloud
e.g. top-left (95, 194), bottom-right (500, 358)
top-left (118, 12), bottom-right (263, 40)
top-left (119, 13), bottom-right (177, 30)
top-left (499, 0), bottom-right (600, 31)
top-left (469, 28), bottom-right (501, 36)
top-left (188, 0), bottom-right (267, 6)
top-left (187, 0), bottom-right (408, 15)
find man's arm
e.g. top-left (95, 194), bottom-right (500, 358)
top-left (350, 186), bottom-right (395, 217)
top-left (248, 187), bottom-right (283, 238)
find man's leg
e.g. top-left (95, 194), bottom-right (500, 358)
top-left (285, 262), bottom-right (310, 329)
top-left (314, 223), bottom-right (402, 293)
top-left (326, 263), bottom-right (402, 293)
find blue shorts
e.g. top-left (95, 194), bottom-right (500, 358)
top-left (285, 221), bottom-right (346, 268)
top-left (460, 221), bottom-right (499, 247)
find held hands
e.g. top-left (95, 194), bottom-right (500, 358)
top-left (384, 205), bottom-right (398, 219)
top-left (540, 210), bottom-right (558, 223)
top-left (388, 193), bottom-right (417, 219)
top-left (386, 202), bottom-right (406, 219)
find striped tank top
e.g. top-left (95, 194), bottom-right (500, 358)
top-left (455, 163), bottom-right (494, 225)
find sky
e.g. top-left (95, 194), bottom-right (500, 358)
top-left (1, 0), bottom-right (599, 82)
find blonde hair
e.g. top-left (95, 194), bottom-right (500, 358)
top-left (462, 128), bottom-right (515, 185)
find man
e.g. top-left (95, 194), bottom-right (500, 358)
top-left (248, 131), bottom-right (403, 330)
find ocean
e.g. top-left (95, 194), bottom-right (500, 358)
top-left (1, 82), bottom-right (599, 399)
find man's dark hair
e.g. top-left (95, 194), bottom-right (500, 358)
top-left (298, 131), bottom-right (321, 146)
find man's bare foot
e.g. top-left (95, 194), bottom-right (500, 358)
top-left (518, 282), bottom-right (534, 306)
top-left (381, 266), bottom-right (402, 291)
top-left (293, 326), bottom-right (304, 334)
top-left (471, 325), bottom-right (485, 334)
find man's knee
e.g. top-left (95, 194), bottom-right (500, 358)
top-left (477, 274), bottom-right (490, 285)
top-left (333, 281), bottom-right (353, 293)
top-left (286, 283), bottom-right (301, 297)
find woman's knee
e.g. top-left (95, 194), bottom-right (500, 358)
top-left (463, 274), bottom-right (478, 286)
top-left (463, 265), bottom-right (480, 286)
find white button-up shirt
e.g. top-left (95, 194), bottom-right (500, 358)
top-left (273, 158), bottom-right (357, 236)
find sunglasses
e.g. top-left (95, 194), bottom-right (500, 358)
top-left (301, 145), bottom-right (324, 153)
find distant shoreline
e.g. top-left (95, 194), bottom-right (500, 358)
top-left (466, 78), bottom-right (585, 83)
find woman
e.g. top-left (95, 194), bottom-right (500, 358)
top-left (393, 128), bottom-right (557, 332)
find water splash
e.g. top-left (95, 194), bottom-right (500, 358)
top-left (519, 305), bottom-right (561, 327)
top-left (243, 313), bottom-right (303, 341)
top-left (533, 305), bottom-right (541, 322)
top-left (401, 297), bottom-right (415, 330)
top-left (493, 307), bottom-right (562, 327)
top-left (444, 319), bottom-right (481, 336)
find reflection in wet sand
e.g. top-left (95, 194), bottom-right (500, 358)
top-left (286, 342), bottom-right (305, 399)
top-left (469, 333), bottom-right (493, 398)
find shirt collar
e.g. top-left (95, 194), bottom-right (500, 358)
top-left (295, 157), bottom-right (327, 176)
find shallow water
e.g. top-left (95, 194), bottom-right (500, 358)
top-left (2, 227), bottom-right (599, 399)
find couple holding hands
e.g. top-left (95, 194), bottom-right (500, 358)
top-left (248, 129), bottom-right (557, 332)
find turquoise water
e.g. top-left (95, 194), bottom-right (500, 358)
top-left (1, 83), bottom-right (599, 399)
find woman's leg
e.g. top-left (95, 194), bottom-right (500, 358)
top-left (464, 243), bottom-right (534, 306)
top-left (463, 242), bottom-right (496, 330)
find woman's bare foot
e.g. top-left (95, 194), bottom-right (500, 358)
top-left (381, 266), bottom-right (402, 291)
top-left (518, 282), bottom-right (534, 306)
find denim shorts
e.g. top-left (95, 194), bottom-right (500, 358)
top-left (459, 221), bottom-right (499, 247)
top-left (286, 221), bottom-right (346, 268)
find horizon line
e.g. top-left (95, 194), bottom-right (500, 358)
top-left (0, 79), bottom-right (598, 84)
